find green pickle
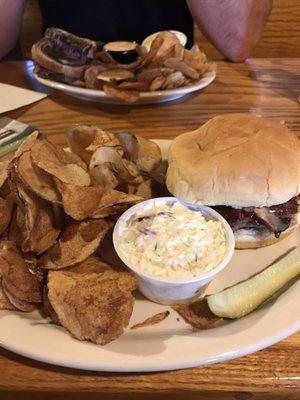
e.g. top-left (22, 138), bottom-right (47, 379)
top-left (207, 246), bottom-right (300, 319)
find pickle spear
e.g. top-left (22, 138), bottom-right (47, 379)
top-left (207, 246), bottom-right (300, 319)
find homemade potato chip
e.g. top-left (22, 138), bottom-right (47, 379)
top-left (16, 150), bottom-right (60, 203)
top-left (151, 160), bottom-right (168, 185)
top-left (89, 164), bottom-right (119, 189)
top-left (0, 193), bottom-right (14, 236)
top-left (84, 64), bottom-right (108, 89)
top-left (31, 139), bottom-right (90, 186)
top-left (136, 67), bottom-right (172, 84)
top-left (54, 145), bottom-right (87, 170)
top-left (162, 71), bottom-right (186, 90)
top-left (157, 45), bottom-right (177, 64)
top-left (40, 218), bottom-right (109, 269)
top-left (143, 34), bottom-right (164, 66)
top-left (0, 241), bottom-right (42, 304)
top-left (174, 43), bottom-right (185, 61)
top-left (56, 180), bottom-right (142, 220)
top-left (149, 75), bottom-right (165, 91)
top-left (128, 179), bottom-right (152, 199)
top-left (92, 190), bottom-right (143, 218)
top-left (0, 179), bottom-right (11, 199)
top-left (135, 136), bottom-right (162, 174)
top-left (115, 131), bottom-right (139, 161)
top-left (47, 270), bottom-right (136, 344)
top-left (13, 131), bottom-right (39, 159)
top-left (0, 158), bottom-right (13, 189)
top-left (0, 280), bottom-right (16, 310)
top-left (184, 45), bottom-right (208, 72)
top-left (116, 132), bottom-right (162, 174)
top-left (8, 206), bottom-right (26, 248)
top-left (43, 285), bottom-right (60, 323)
top-left (89, 146), bottom-right (142, 188)
top-left (151, 31), bottom-right (182, 59)
top-left (55, 181), bottom-right (103, 220)
top-left (103, 85), bottom-right (140, 103)
top-left (8, 160), bottom-right (59, 253)
top-left (118, 81), bottom-right (149, 91)
top-left (96, 69), bottom-right (135, 85)
top-left (66, 124), bottom-right (122, 163)
top-left (16, 183), bottom-right (60, 254)
top-left (164, 58), bottom-right (199, 80)
top-left (173, 299), bottom-right (223, 329)
top-left (2, 281), bottom-right (37, 312)
top-left (44, 257), bottom-right (115, 321)
top-left (64, 255), bottom-right (113, 275)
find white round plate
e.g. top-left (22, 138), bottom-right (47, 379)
top-left (33, 66), bottom-right (216, 105)
top-left (0, 139), bottom-right (299, 372)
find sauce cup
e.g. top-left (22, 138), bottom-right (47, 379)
top-left (113, 197), bottom-right (235, 305)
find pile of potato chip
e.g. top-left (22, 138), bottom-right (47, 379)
top-left (0, 126), bottom-right (163, 344)
top-left (86, 31), bottom-right (211, 102)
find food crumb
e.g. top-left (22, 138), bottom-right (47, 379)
top-left (131, 310), bottom-right (170, 330)
top-left (173, 299), bottom-right (222, 329)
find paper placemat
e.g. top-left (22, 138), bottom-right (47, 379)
top-left (0, 83), bottom-right (47, 114)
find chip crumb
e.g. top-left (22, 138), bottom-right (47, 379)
top-left (173, 299), bottom-right (223, 329)
top-left (131, 310), bottom-right (170, 330)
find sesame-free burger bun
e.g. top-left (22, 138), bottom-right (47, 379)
top-left (166, 114), bottom-right (300, 208)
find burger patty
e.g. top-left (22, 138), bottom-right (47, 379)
top-left (214, 197), bottom-right (298, 238)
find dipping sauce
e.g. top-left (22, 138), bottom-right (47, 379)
top-left (120, 202), bottom-right (226, 279)
top-left (103, 41), bottom-right (138, 64)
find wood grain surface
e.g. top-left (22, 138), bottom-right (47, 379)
top-left (0, 59), bottom-right (299, 399)
top-left (20, 0), bottom-right (300, 59)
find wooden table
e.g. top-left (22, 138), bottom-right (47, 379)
top-left (0, 59), bottom-right (299, 400)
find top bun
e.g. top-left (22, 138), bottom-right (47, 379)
top-left (167, 114), bottom-right (300, 207)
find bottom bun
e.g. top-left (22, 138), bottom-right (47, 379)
top-left (234, 213), bottom-right (300, 249)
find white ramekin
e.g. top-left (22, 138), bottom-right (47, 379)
top-left (113, 197), bottom-right (235, 305)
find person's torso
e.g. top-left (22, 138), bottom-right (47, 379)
top-left (38, 0), bottom-right (194, 47)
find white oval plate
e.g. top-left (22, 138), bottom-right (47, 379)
top-left (33, 66), bottom-right (216, 105)
top-left (0, 139), bottom-right (299, 372)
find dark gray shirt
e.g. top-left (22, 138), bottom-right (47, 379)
top-left (38, 0), bottom-right (194, 47)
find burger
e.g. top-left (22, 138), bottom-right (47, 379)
top-left (166, 114), bottom-right (300, 249)
top-left (31, 28), bottom-right (97, 83)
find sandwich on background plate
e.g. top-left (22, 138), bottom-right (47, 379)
top-left (166, 113), bottom-right (300, 249)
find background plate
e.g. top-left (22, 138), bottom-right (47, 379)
top-left (33, 66), bottom-right (216, 105)
top-left (0, 139), bottom-right (299, 372)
